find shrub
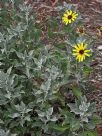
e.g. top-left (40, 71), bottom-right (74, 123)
top-left (0, 1), bottom-right (100, 136)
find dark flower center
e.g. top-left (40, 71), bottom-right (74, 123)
top-left (79, 50), bottom-right (84, 55)
top-left (68, 15), bottom-right (72, 19)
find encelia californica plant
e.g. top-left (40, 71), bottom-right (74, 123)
top-left (0, 1), bottom-right (100, 136)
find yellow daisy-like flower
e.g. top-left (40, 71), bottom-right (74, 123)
top-left (62, 10), bottom-right (78, 25)
top-left (72, 43), bottom-right (91, 62)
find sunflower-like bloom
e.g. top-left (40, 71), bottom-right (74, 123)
top-left (72, 43), bottom-right (91, 62)
top-left (62, 10), bottom-right (78, 25)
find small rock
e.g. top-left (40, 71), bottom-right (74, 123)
top-left (97, 46), bottom-right (102, 50)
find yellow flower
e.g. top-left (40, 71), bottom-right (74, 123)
top-left (62, 10), bottom-right (78, 25)
top-left (72, 43), bottom-right (91, 62)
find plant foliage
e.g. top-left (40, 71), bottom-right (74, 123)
top-left (0, 1), bottom-right (100, 136)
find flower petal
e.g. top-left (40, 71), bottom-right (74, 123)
top-left (84, 53), bottom-right (90, 57)
top-left (72, 53), bottom-right (78, 56)
top-left (84, 50), bottom-right (91, 53)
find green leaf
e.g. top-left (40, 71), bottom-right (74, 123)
top-left (87, 131), bottom-right (97, 136)
top-left (9, 113), bottom-right (20, 118)
top-left (46, 107), bottom-right (53, 116)
top-left (70, 119), bottom-right (80, 131)
top-left (92, 115), bottom-right (101, 124)
top-left (0, 119), bottom-right (4, 124)
top-left (7, 67), bottom-right (12, 75)
top-left (79, 131), bottom-right (97, 136)
top-left (72, 87), bottom-right (82, 98)
top-left (52, 125), bottom-right (69, 132)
